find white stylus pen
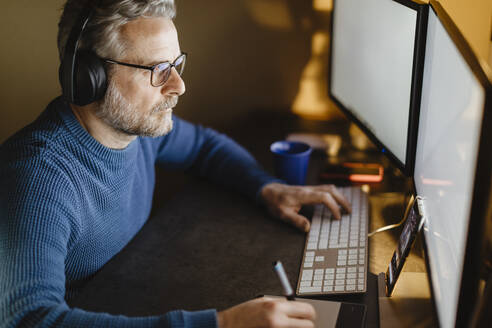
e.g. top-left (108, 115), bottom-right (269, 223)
top-left (273, 261), bottom-right (295, 300)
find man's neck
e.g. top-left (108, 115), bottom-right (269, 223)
top-left (70, 104), bottom-right (136, 149)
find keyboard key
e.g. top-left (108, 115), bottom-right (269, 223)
top-left (314, 274), bottom-right (323, 281)
top-left (358, 279), bottom-right (364, 284)
top-left (337, 260), bottom-right (347, 266)
top-left (346, 285), bottom-right (356, 291)
top-left (307, 243), bottom-right (317, 250)
top-left (349, 254), bottom-right (357, 260)
top-left (315, 256), bottom-right (325, 262)
top-left (325, 268), bottom-right (335, 274)
top-left (358, 284), bottom-right (365, 291)
top-left (347, 273), bottom-right (356, 279)
top-left (323, 286), bottom-right (334, 292)
top-left (304, 262), bottom-right (313, 268)
top-left (359, 259), bottom-right (365, 265)
top-left (348, 260), bottom-right (357, 265)
top-left (335, 279), bottom-right (345, 285)
top-left (338, 255), bottom-right (347, 261)
top-left (335, 286), bottom-right (345, 291)
top-left (346, 279), bottom-right (356, 285)
top-left (315, 269), bottom-right (324, 275)
top-left (336, 268), bottom-right (346, 273)
top-left (359, 266), bottom-right (365, 272)
top-left (338, 249), bottom-right (347, 255)
top-left (324, 279), bottom-right (334, 286)
top-left (306, 251), bottom-right (315, 257)
top-left (325, 273), bottom-right (335, 280)
top-left (348, 267), bottom-right (357, 273)
top-left (359, 273), bottom-right (365, 279)
top-left (349, 249), bottom-right (357, 255)
top-left (300, 281), bottom-right (311, 287)
top-left (336, 273), bottom-right (345, 280)
top-left (301, 270), bottom-right (313, 281)
top-left (313, 280), bottom-right (323, 287)
top-left (299, 286), bottom-right (322, 293)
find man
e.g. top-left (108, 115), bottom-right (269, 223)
top-left (0, 0), bottom-right (350, 327)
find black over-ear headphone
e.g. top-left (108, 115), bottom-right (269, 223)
top-left (59, 2), bottom-right (107, 106)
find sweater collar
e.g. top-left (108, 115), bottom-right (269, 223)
top-left (54, 97), bottom-right (139, 165)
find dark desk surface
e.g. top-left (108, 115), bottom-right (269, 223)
top-left (69, 110), bottom-right (431, 327)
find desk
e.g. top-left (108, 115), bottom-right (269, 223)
top-left (68, 110), bottom-right (435, 327)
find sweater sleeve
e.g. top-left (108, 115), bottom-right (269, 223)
top-left (152, 117), bottom-right (282, 202)
top-left (0, 154), bottom-right (218, 328)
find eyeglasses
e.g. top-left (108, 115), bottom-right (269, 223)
top-left (103, 52), bottom-right (187, 87)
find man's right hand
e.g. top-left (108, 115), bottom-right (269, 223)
top-left (217, 297), bottom-right (316, 328)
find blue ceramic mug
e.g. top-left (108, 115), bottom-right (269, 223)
top-left (270, 141), bottom-right (312, 185)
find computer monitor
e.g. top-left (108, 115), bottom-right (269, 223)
top-left (414, 1), bottom-right (492, 327)
top-left (329, 0), bottom-right (428, 175)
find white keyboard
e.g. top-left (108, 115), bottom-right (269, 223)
top-left (296, 186), bottom-right (369, 295)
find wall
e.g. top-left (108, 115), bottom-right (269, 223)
top-left (173, 0), bottom-right (313, 126)
top-left (0, 1), bottom-right (65, 143)
top-left (0, 0), bottom-right (490, 144)
top-left (439, 0), bottom-right (492, 62)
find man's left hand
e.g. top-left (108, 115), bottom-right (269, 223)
top-left (260, 183), bottom-right (351, 232)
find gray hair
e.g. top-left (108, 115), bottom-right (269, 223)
top-left (57, 0), bottom-right (176, 61)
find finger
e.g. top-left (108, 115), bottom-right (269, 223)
top-left (316, 185), bottom-right (351, 213)
top-left (313, 191), bottom-right (342, 220)
top-left (285, 318), bottom-right (315, 328)
top-left (280, 208), bottom-right (310, 232)
top-left (325, 193), bottom-right (343, 220)
top-left (281, 301), bottom-right (316, 320)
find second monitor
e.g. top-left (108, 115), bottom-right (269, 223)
top-left (329, 0), bottom-right (428, 176)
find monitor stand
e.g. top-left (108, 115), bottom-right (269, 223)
top-left (471, 270), bottom-right (492, 327)
top-left (377, 272), bottom-right (436, 327)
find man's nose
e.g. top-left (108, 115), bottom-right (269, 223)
top-left (161, 68), bottom-right (185, 97)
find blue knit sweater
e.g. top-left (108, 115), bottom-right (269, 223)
top-left (0, 97), bottom-right (278, 327)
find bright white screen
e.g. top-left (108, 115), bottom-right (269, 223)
top-left (331, 0), bottom-right (417, 164)
top-left (414, 9), bottom-right (486, 328)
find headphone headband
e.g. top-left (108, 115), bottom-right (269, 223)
top-left (59, 2), bottom-right (107, 106)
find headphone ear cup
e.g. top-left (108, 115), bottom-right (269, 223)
top-left (73, 51), bottom-right (108, 106)
top-left (59, 54), bottom-right (74, 103)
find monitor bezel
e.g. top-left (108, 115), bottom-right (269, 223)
top-left (415, 1), bottom-right (492, 327)
top-left (328, 0), bottom-right (429, 176)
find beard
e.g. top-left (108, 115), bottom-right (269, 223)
top-left (95, 81), bottom-right (178, 137)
